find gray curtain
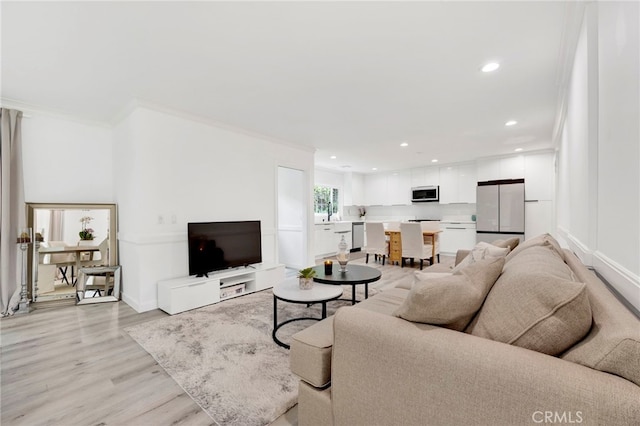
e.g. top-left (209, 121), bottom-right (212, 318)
top-left (0, 108), bottom-right (25, 315)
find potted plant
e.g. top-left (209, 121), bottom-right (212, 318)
top-left (298, 267), bottom-right (317, 290)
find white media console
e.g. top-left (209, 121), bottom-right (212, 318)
top-left (157, 263), bottom-right (285, 315)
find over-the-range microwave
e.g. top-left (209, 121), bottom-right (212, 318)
top-left (411, 186), bottom-right (439, 202)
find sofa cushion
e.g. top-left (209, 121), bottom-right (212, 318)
top-left (561, 250), bottom-right (640, 386)
top-left (466, 246), bottom-right (593, 356)
top-left (393, 257), bottom-right (505, 331)
top-left (505, 233), bottom-right (564, 262)
top-left (290, 287), bottom-right (409, 387)
top-left (452, 243), bottom-right (508, 274)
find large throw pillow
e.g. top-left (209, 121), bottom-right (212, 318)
top-left (452, 242), bottom-right (508, 274)
top-left (466, 247), bottom-right (592, 356)
top-left (506, 233), bottom-right (564, 262)
top-left (395, 272), bottom-right (453, 290)
top-left (491, 237), bottom-right (521, 251)
top-left (393, 257), bottom-right (505, 331)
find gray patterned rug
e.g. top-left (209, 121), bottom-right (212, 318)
top-left (124, 284), bottom-right (365, 425)
top-left (124, 257), bottom-right (450, 425)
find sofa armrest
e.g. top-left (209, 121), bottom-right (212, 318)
top-left (331, 307), bottom-right (640, 426)
top-left (455, 249), bottom-right (470, 265)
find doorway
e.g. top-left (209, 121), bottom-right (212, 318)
top-left (277, 167), bottom-right (307, 272)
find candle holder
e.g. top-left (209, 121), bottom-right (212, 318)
top-left (336, 235), bottom-right (350, 273)
top-left (16, 227), bottom-right (32, 314)
top-left (324, 260), bottom-right (333, 275)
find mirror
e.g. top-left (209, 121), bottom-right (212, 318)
top-left (26, 203), bottom-right (118, 304)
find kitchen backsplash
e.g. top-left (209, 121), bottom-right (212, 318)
top-left (343, 203), bottom-right (476, 222)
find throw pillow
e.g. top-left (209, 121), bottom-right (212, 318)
top-left (506, 233), bottom-right (564, 262)
top-left (395, 272), bottom-right (453, 290)
top-left (452, 243), bottom-right (508, 274)
top-left (393, 257), bottom-right (505, 331)
top-left (491, 237), bottom-right (521, 251)
top-left (466, 251), bottom-right (592, 356)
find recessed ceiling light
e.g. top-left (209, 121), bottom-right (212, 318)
top-left (514, 148), bottom-right (523, 152)
top-left (481, 62), bottom-right (500, 72)
top-left (372, 167), bottom-right (378, 171)
top-left (330, 155), bottom-right (337, 159)
top-left (400, 142), bottom-right (409, 147)
top-left (505, 120), bottom-right (518, 126)
top-left (431, 159), bottom-right (438, 163)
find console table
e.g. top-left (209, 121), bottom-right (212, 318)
top-left (157, 264), bottom-right (285, 314)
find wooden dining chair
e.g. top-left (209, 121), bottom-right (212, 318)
top-left (420, 221), bottom-right (441, 263)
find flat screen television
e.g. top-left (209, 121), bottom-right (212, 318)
top-left (188, 220), bottom-right (262, 277)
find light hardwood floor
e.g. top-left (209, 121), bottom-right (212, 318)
top-left (1, 302), bottom-right (215, 425)
top-left (1, 255), bottom-right (451, 426)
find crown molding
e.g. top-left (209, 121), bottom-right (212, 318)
top-left (0, 97), bottom-right (111, 128)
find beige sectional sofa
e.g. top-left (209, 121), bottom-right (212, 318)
top-left (290, 234), bottom-right (640, 425)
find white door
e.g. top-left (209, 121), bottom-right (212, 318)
top-left (277, 167), bottom-right (306, 270)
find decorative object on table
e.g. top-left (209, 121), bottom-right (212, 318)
top-left (79, 215), bottom-right (94, 240)
top-left (297, 267), bottom-right (317, 290)
top-left (358, 206), bottom-right (366, 219)
top-left (33, 228), bottom-right (44, 303)
top-left (337, 235), bottom-right (350, 272)
top-left (16, 227), bottom-right (32, 314)
top-left (324, 259), bottom-right (333, 275)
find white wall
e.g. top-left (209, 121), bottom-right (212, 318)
top-left (21, 112), bottom-right (113, 203)
top-left (557, 2), bottom-right (639, 311)
top-left (114, 106), bottom-right (315, 311)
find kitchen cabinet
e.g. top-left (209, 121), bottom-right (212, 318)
top-left (364, 172), bottom-right (411, 206)
top-left (314, 223), bottom-right (335, 257)
top-left (524, 153), bottom-right (554, 201)
top-left (439, 222), bottom-right (477, 254)
top-left (314, 222), bottom-right (352, 257)
top-left (387, 171), bottom-right (411, 205)
top-left (439, 164), bottom-right (477, 204)
top-left (410, 166), bottom-right (440, 188)
top-left (477, 156), bottom-right (524, 181)
top-left (364, 173), bottom-right (388, 206)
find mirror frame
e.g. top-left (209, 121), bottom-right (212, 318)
top-left (26, 203), bottom-right (119, 303)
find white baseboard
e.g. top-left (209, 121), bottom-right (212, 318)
top-left (593, 251), bottom-right (640, 313)
top-left (556, 227), bottom-right (639, 313)
top-left (121, 293), bottom-right (158, 313)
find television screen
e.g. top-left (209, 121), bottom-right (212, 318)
top-left (188, 220), bottom-right (262, 276)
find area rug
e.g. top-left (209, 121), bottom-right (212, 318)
top-left (124, 286), bottom-right (360, 425)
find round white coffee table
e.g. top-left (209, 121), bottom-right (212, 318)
top-left (272, 277), bottom-right (343, 349)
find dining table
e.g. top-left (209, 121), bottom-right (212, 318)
top-left (39, 243), bottom-right (100, 283)
top-left (384, 230), bottom-right (442, 265)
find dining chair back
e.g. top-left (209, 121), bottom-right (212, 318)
top-left (47, 241), bottom-right (76, 285)
top-left (364, 222), bottom-right (388, 265)
top-left (420, 221), bottom-right (441, 263)
top-left (400, 222), bottom-right (434, 270)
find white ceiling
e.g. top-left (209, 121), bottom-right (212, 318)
top-left (1, 1), bottom-right (577, 174)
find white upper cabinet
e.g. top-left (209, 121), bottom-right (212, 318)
top-left (477, 156), bottom-right (524, 181)
top-left (524, 153), bottom-right (555, 200)
top-left (457, 164), bottom-right (477, 203)
top-left (387, 170), bottom-right (411, 205)
top-left (410, 166), bottom-right (439, 187)
top-left (500, 155), bottom-right (525, 179)
top-left (364, 173), bottom-right (388, 205)
top-left (439, 164), bottom-right (476, 204)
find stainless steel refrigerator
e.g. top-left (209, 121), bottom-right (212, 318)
top-left (476, 179), bottom-right (525, 244)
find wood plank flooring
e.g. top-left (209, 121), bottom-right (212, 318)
top-left (1, 302), bottom-right (215, 426)
top-left (1, 255), bottom-right (452, 426)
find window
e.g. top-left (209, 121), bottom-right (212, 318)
top-left (314, 185), bottom-right (339, 215)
